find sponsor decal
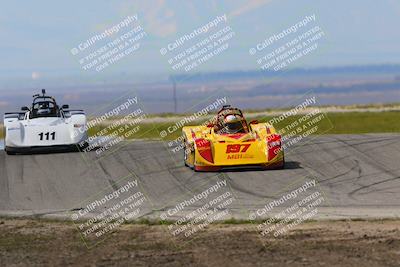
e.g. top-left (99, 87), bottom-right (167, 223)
top-left (226, 144), bottom-right (254, 160)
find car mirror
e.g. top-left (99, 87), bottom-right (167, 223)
top-left (21, 106), bottom-right (29, 111)
top-left (62, 104), bottom-right (69, 109)
top-left (249, 120), bottom-right (259, 124)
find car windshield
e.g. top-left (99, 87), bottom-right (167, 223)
top-left (30, 100), bottom-right (59, 118)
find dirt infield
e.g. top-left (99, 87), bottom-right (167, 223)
top-left (0, 218), bottom-right (399, 266)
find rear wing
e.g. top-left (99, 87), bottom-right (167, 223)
top-left (4, 112), bottom-right (26, 121)
top-left (63, 109), bottom-right (85, 118)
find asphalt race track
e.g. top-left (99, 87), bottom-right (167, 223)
top-left (0, 134), bottom-right (399, 220)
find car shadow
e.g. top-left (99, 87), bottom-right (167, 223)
top-left (204, 161), bottom-right (303, 173)
top-left (6, 146), bottom-right (83, 155)
top-left (283, 161), bottom-right (302, 170)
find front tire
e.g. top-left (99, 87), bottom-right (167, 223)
top-left (183, 139), bottom-right (195, 169)
top-left (77, 141), bottom-right (89, 152)
top-left (183, 139), bottom-right (189, 167)
top-left (5, 148), bottom-right (16, 155)
top-left (276, 154), bottom-right (285, 169)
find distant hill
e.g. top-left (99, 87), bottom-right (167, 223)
top-left (171, 64), bottom-right (400, 82)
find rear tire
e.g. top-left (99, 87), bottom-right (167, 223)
top-left (183, 139), bottom-right (188, 167)
top-left (78, 141), bottom-right (89, 152)
top-left (183, 139), bottom-right (196, 169)
top-left (5, 148), bottom-right (16, 155)
top-left (191, 149), bottom-right (196, 171)
top-left (278, 154), bottom-right (285, 169)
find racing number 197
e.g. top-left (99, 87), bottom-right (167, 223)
top-left (39, 132), bottom-right (56, 141)
top-left (226, 144), bottom-right (250, 153)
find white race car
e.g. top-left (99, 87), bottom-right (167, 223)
top-left (3, 89), bottom-right (88, 155)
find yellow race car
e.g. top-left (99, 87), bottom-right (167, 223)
top-left (182, 105), bottom-right (284, 171)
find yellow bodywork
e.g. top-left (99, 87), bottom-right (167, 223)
top-left (182, 122), bottom-right (284, 171)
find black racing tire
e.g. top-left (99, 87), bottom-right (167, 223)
top-left (184, 139), bottom-right (196, 169)
top-left (183, 139), bottom-right (188, 167)
top-left (78, 141), bottom-right (89, 152)
top-left (5, 148), bottom-right (16, 155)
top-left (278, 154), bottom-right (285, 169)
top-left (191, 148), bottom-right (197, 171)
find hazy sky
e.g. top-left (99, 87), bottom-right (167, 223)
top-left (1, 0), bottom-right (399, 82)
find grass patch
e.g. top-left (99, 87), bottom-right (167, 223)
top-left (2, 111), bottom-right (398, 142)
top-left (254, 111), bottom-right (400, 135)
top-left (317, 111), bottom-right (400, 134)
top-left (88, 111), bottom-right (400, 140)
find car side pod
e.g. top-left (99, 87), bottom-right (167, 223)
top-left (195, 138), bottom-right (214, 163)
top-left (267, 134), bottom-right (282, 161)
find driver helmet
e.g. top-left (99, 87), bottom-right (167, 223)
top-left (223, 114), bottom-right (243, 133)
top-left (37, 103), bottom-right (50, 115)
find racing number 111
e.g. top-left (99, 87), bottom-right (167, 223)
top-left (39, 132), bottom-right (56, 141)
